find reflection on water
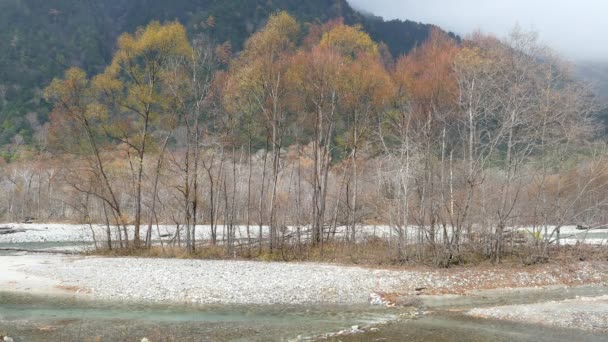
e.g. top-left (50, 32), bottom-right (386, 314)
top-left (0, 292), bottom-right (398, 341)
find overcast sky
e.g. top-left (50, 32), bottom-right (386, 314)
top-left (348, 0), bottom-right (607, 62)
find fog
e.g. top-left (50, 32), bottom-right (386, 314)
top-left (348, 0), bottom-right (608, 62)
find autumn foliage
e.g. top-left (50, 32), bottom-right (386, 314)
top-left (4, 13), bottom-right (600, 265)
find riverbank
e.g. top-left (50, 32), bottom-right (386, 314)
top-left (2, 223), bottom-right (607, 245)
top-left (1, 253), bottom-right (607, 305)
top-left (2, 252), bottom-right (608, 341)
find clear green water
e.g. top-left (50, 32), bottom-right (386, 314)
top-left (1, 239), bottom-right (607, 341)
top-left (1, 286), bottom-right (607, 341)
top-left (0, 292), bottom-right (398, 341)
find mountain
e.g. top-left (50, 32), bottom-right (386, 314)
top-left (576, 61), bottom-right (608, 104)
top-left (0, 0), bottom-right (448, 147)
top-left (576, 62), bottom-right (608, 134)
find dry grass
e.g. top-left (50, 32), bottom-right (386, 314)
top-left (92, 245), bottom-right (229, 260)
top-left (88, 239), bottom-right (608, 270)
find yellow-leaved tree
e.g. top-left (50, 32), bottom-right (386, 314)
top-left (95, 21), bottom-right (192, 247)
top-left (47, 22), bottom-right (193, 248)
top-left (224, 12), bottom-right (299, 252)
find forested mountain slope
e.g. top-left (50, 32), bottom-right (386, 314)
top-left (577, 62), bottom-right (608, 103)
top-left (0, 0), bottom-right (447, 147)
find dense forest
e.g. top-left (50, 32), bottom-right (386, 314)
top-left (1, 10), bottom-right (605, 266)
top-left (0, 0), bottom-right (447, 150)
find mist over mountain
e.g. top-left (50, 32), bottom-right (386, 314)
top-left (577, 62), bottom-right (608, 103)
top-left (349, 0), bottom-right (608, 62)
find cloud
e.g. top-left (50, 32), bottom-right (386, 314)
top-left (348, 0), bottom-right (608, 61)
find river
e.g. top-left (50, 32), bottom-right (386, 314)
top-left (1, 285), bottom-right (607, 341)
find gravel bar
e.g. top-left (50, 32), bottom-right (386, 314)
top-left (469, 295), bottom-right (608, 332)
top-left (8, 255), bottom-right (608, 305)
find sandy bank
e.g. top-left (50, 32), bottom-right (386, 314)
top-left (0, 254), bottom-right (79, 297)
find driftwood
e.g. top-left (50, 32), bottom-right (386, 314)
top-left (0, 247), bottom-right (76, 255)
top-left (576, 225), bottom-right (608, 231)
top-left (0, 227), bottom-right (26, 235)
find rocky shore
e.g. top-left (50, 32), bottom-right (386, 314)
top-left (2, 223), bottom-right (606, 245)
top-left (1, 253), bottom-right (607, 305)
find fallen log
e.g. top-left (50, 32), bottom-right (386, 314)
top-left (0, 248), bottom-right (77, 255)
top-left (0, 228), bottom-right (26, 235)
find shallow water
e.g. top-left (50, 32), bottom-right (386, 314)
top-left (331, 285), bottom-right (608, 342)
top-left (1, 285), bottom-right (607, 341)
top-left (0, 292), bottom-right (398, 341)
top-left (1, 237), bottom-right (607, 341)
top-left (332, 314), bottom-right (608, 342)
top-left (420, 284), bottom-right (608, 309)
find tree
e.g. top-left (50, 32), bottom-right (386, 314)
top-left (225, 12), bottom-right (299, 251)
top-left (388, 29), bottom-right (460, 264)
top-left (45, 68), bottom-right (128, 246)
top-left (163, 34), bottom-right (220, 251)
top-left (91, 21), bottom-right (192, 247)
top-left (337, 44), bottom-right (394, 242)
top-left (454, 29), bottom-right (597, 262)
top-left (288, 23), bottom-right (382, 245)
